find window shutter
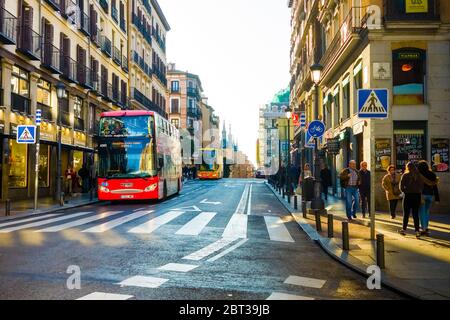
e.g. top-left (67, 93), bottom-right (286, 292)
top-left (90, 5), bottom-right (97, 39)
top-left (22, 6), bottom-right (33, 51)
top-left (43, 21), bottom-right (54, 66)
top-left (60, 0), bottom-right (66, 16)
top-left (121, 80), bottom-right (127, 106)
top-left (120, 2), bottom-right (125, 23)
top-left (101, 65), bottom-right (107, 96)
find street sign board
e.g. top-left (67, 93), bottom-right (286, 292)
top-left (17, 125), bottom-right (36, 144)
top-left (307, 120), bottom-right (325, 138)
top-left (292, 113), bottom-right (300, 126)
top-left (300, 112), bottom-right (306, 128)
top-left (326, 138), bottom-right (340, 154)
top-left (36, 109), bottom-right (42, 126)
top-left (305, 130), bottom-right (315, 148)
top-left (357, 89), bottom-right (389, 119)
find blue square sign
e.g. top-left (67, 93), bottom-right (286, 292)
top-left (17, 125), bottom-right (36, 144)
top-left (358, 89), bottom-right (389, 119)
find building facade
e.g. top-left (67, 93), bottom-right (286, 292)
top-left (200, 97), bottom-right (220, 149)
top-left (288, 0), bottom-right (450, 211)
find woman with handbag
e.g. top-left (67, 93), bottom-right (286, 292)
top-left (417, 160), bottom-right (440, 236)
top-left (399, 162), bottom-right (424, 238)
top-left (381, 165), bottom-right (402, 219)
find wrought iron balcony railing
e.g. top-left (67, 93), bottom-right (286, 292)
top-left (60, 55), bottom-right (77, 83)
top-left (112, 46), bottom-right (121, 65)
top-left (11, 93), bottom-right (31, 114)
top-left (100, 35), bottom-right (112, 57)
top-left (17, 25), bottom-right (41, 60)
top-left (80, 11), bottom-right (90, 36)
top-left (0, 6), bottom-right (17, 44)
top-left (41, 42), bottom-right (61, 74)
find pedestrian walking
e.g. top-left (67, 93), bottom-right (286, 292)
top-left (289, 164), bottom-right (300, 192)
top-left (78, 164), bottom-right (90, 193)
top-left (64, 165), bottom-right (76, 197)
top-left (417, 160), bottom-right (440, 236)
top-left (399, 162), bottom-right (424, 238)
top-left (320, 163), bottom-right (332, 200)
top-left (381, 165), bottom-right (402, 219)
top-left (358, 161), bottom-right (371, 218)
top-left (298, 163), bottom-right (312, 185)
top-left (339, 160), bottom-right (361, 220)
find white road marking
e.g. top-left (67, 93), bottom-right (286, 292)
top-left (77, 292), bottom-right (133, 300)
top-left (264, 216), bottom-right (295, 243)
top-left (183, 237), bottom-right (237, 261)
top-left (117, 276), bottom-right (169, 288)
top-left (284, 275), bottom-right (326, 289)
top-left (36, 211), bottom-right (122, 232)
top-left (247, 184), bottom-right (253, 215)
top-left (0, 212), bottom-right (93, 233)
top-left (175, 212), bottom-right (216, 236)
top-left (0, 214), bottom-right (60, 228)
top-left (266, 292), bottom-right (315, 300)
top-left (157, 263), bottom-right (198, 272)
top-left (222, 214), bottom-right (248, 239)
top-left (132, 207), bottom-right (146, 212)
top-left (200, 199), bottom-right (222, 205)
top-left (172, 205), bottom-right (201, 212)
top-left (234, 184), bottom-right (250, 215)
top-left (207, 238), bottom-right (248, 262)
top-left (82, 210), bottom-right (153, 233)
top-left (128, 211), bottom-right (184, 234)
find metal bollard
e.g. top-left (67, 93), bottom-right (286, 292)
top-left (342, 221), bottom-right (350, 251)
top-left (376, 233), bottom-right (385, 269)
top-left (282, 189), bottom-right (285, 199)
top-left (315, 210), bottom-right (322, 231)
top-left (5, 199), bottom-right (11, 216)
top-left (287, 193), bottom-right (291, 204)
top-left (327, 214), bottom-right (334, 238)
top-left (60, 192), bottom-right (65, 206)
top-left (294, 196), bottom-right (298, 210)
top-left (302, 201), bottom-right (307, 218)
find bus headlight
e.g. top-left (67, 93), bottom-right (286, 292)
top-left (144, 183), bottom-right (158, 192)
top-left (99, 186), bottom-right (110, 193)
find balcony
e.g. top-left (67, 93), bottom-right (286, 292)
top-left (11, 93), bottom-right (31, 114)
top-left (187, 107), bottom-right (201, 119)
top-left (111, 6), bottom-right (118, 23)
top-left (74, 117), bottom-right (84, 131)
top-left (100, 35), bottom-right (112, 57)
top-left (99, 0), bottom-right (109, 13)
top-left (131, 87), bottom-right (167, 118)
top-left (120, 19), bottom-right (126, 33)
top-left (44, 0), bottom-right (61, 11)
top-left (152, 27), bottom-right (166, 53)
top-left (91, 26), bottom-right (100, 47)
top-left (78, 65), bottom-right (93, 89)
top-left (384, 0), bottom-right (440, 22)
top-left (38, 103), bottom-right (53, 121)
top-left (0, 7), bottom-right (17, 44)
top-left (143, 0), bottom-right (152, 15)
top-left (41, 42), bottom-right (61, 74)
top-left (60, 110), bottom-right (71, 127)
top-left (112, 46), bottom-right (121, 66)
top-left (132, 51), bottom-right (151, 77)
top-left (17, 26), bottom-right (41, 60)
top-left (100, 79), bottom-right (114, 102)
top-left (62, 0), bottom-right (76, 18)
top-left (80, 11), bottom-right (90, 36)
top-left (122, 55), bottom-right (128, 72)
top-left (153, 67), bottom-right (167, 86)
top-left (132, 13), bottom-right (152, 45)
top-left (187, 86), bottom-right (200, 98)
top-left (60, 55), bottom-right (77, 83)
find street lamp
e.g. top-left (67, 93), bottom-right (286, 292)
top-left (55, 82), bottom-right (65, 206)
top-left (285, 106), bottom-right (292, 197)
top-left (310, 63), bottom-right (325, 210)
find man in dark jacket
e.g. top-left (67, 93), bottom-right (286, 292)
top-left (358, 161), bottom-right (371, 218)
top-left (320, 163), bottom-right (332, 200)
top-left (339, 160), bottom-right (361, 220)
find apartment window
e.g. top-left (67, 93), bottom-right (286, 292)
top-left (393, 48), bottom-right (426, 105)
top-left (188, 98), bottom-right (195, 110)
top-left (171, 80), bottom-right (179, 92)
top-left (11, 66), bottom-right (29, 97)
top-left (9, 139), bottom-right (28, 188)
top-left (332, 86), bottom-right (340, 127)
top-left (37, 79), bottom-right (51, 107)
top-left (74, 96), bottom-right (83, 119)
top-left (342, 75), bottom-right (350, 120)
top-left (171, 98), bottom-right (180, 113)
top-left (171, 118), bottom-right (180, 129)
top-left (353, 61), bottom-right (363, 115)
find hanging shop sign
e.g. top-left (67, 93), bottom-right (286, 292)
top-left (326, 138), bottom-right (340, 155)
top-left (375, 138), bottom-right (392, 171)
top-left (431, 138), bottom-right (449, 172)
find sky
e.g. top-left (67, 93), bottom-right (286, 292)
top-left (158, 0), bottom-right (291, 166)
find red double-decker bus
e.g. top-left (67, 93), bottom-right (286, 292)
top-left (97, 110), bottom-right (182, 201)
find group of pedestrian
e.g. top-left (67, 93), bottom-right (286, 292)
top-left (182, 165), bottom-right (197, 181)
top-left (64, 164), bottom-right (92, 196)
top-left (339, 159), bottom-right (440, 238)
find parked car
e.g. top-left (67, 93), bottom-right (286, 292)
top-left (255, 169), bottom-right (265, 179)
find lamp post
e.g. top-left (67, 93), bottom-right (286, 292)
top-left (310, 63), bottom-right (325, 210)
top-left (55, 82), bottom-right (65, 206)
top-left (285, 106), bottom-right (292, 197)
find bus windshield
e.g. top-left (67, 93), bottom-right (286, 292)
top-left (98, 139), bottom-right (157, 178)
top-left (200, 149), bottom-right (218, 171)
top-left (99, 115), bottom-right (152, 137)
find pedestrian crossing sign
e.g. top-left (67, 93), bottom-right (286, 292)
top-left (17, 125), bottom-right (36, 144)
top-left (357, 89), bottom-right (389, 119)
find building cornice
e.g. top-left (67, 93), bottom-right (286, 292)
top-left (151, 0), bottom-right (171, 31)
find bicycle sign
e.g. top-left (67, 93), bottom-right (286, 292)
top-left (307, 120), bottom-right (325, 138)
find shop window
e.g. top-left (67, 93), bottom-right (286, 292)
top-left (8, 140), bottom-right (28, 188)
top-left (393, 48), bottom-right (426, 105)
top-left (73, 150), bottom-right (84, 176)
top-left (74, 96), bottom-right (83, 119)
top-left (38, 145), bottom-right (50, 187)
top-left (11, 66), bottom-right (29, 97)
top-left (394, 121), bottom-right (427, 170)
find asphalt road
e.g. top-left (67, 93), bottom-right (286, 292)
top-left (0, 179), bottom-right (403, 300)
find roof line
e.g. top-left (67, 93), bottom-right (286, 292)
top-left (151, 0), bottom-right (171, 31)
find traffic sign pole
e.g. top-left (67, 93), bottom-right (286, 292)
top-left (34, 109), bottom-right (41, 212)
top-left (370, 120), bottom-right (376, 240)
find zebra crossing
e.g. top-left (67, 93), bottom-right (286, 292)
top-left (0, 209), bottom-right (298, 243)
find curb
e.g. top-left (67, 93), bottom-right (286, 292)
top-left (264, 181), bottom-right (435, 300)
top-left (0, 199), bottom-right (103, 222)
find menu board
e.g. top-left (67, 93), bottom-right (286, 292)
top-left (375, 138), bottom-right (391, 171)
top-left (395, 133), bottom-right (425, 170)
top-left (431, 138), bottom-right (449, 172)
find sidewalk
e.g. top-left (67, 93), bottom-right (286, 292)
top-left (267, 182), bottom-right (450, 300)
top-left (0, 193), bottom-right (101, 220)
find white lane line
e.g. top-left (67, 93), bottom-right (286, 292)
top-left (207, 238), bottom-right (248, 262)
top-left (284, 275), bottom-right (326, 289)
top-left (77, 292), bottom-right (133, 300)
top-left (266, 292), bottom-right (315, 300)
top-left (235, 184), bottom-right (250, 215)
top-left (0, 214), bottom-right (60, 228)
top-left (264, 216), bottom-right (295, 243)
top-left (247, 184), bottom-right (253, 215)
top-left (133, 207), bottom-right (146, 212)
top-left (117, 276), bottom-right (168, 288)
top-left (36, 211), bottom-right (122, 232)
top-left (82, 210), bottom-right (153, 233)
top-left (0, 212), bottom-right (93, 233)
top-left (157, 263), bottom-right (198, 272)
top-left (128, 211), bottom-right (184, 234)
top-left (222, 214), bottom-right (248, 239)
top-left (183, 237), bottom-right (237, 261)
top-left (175, 212), bottom-right (216, 236)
